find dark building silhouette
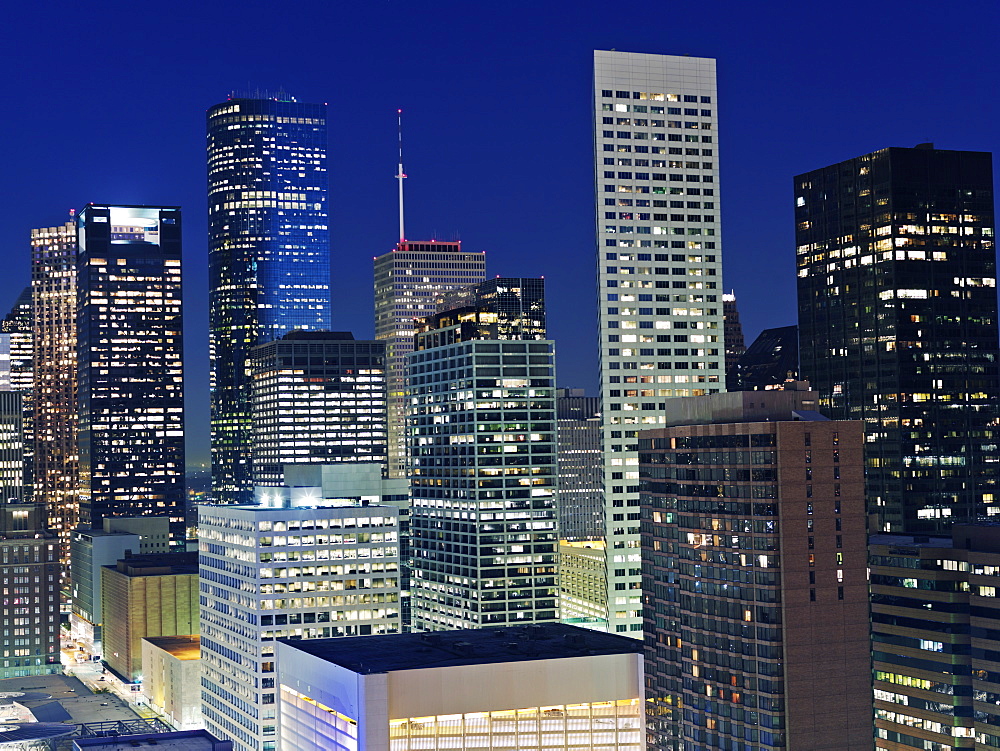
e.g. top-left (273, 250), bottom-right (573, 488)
top-left (796, 145), bottom-right (999, 533)
top-left (722, 292), bottom-right (745, 378)
top-left (729, 325), bottom-right (799, 391)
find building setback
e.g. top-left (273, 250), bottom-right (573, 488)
top-left (408, 278), bottom-right (558, 631)
top-left (31, 221), bottom-right (78, 554)
top-left (250, 331), bottom-right (387, 487)
top-left (795, 145), bottom-right (999, 533)
top-left (208, 95), bottom-right (332, 504)
top-left (276, 623), bottom-right (645, 751)
top-left (640, 387), bottom-right (872, 750)
top-left (76, 204), bottom-right (185, 543)
top-left (374, 240), bottom-right (486, 478)
top-left (870, 526), bottom-right (1000, 750)
top-left (594, 50), bottom-right (725, 636)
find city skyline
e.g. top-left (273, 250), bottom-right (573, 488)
top-left (0, 2), bottom-right (998, 468)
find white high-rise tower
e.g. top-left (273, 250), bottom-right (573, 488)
top-left (594, 51), bottom-right (725, 635)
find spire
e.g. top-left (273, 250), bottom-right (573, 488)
top-left (396, 109), bottom-right (406, 243)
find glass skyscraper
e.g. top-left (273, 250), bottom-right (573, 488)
top-left (208, 95), bottom-right (332, 504)
top-left (76, 204), bottom-right (186, 543)
top-left (796, 145), bottom-right (999, 532)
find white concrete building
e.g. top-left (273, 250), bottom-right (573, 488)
top-left (142, 635), bottom-right (203, 730)
top-left (277, 623), bottom-right (644, 751)
top-left (594, 50), bottom-right (724, 635)
top-left (198, 502), bottom-right (401, 751)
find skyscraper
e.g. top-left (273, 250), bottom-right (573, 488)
top-left (208, 95), bottom-right (332, 504)
top-left (374, 240), bottom-right (486, 477)
top-left (409, 278), bottom-right (558, 631)
top-left (594, 50), bottom-right (725, 635)
top-left (555, 388), bottom-right (602, 541)
top-left (250, 331), bottom-right (387, 487)
top-left (1, 286), bottom-right (34, 393)
top-left (1, 287), bottom-right (34, 501)
top-left (76, 204), bottom-right (185, 543)
top-left (640, 387), bottom-right (872, 750)
top-left (796, 144), bottom-right (999, 532)
top-left (729, 325), bottom-right (799, 391)
top-left (31, 220), bottom-right (78, 553)
top-left (870, 525), bottom-right (1000, 750)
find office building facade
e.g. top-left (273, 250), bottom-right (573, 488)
top-left (198, 502), bottom-right (401, 751)
top-left (208, 95), bottom-right (332, 504)
top-left (31, 221), bottom-right (78, 552)
top-left (250, 331), bottom-right (386, 487)
top-left (870, 526), bottom-right (1000, 750)
top-left (556, 388), bottom-right (603, 541)
top-left (374, 240), bottom-right (486, 477)
top-left (409, 278), bottom-right (558, 631)
top-left (640, 388), bottom-right (872, 750)
top-left (76, 204), bottom-right (185, 542)
top-left (594, 50), bottom-right (725, 635)
top-left (276, 623), bottom-right (644, 751)
top-left (0, 499), bottom-right (60, 679)
top-left (796, 145), bottom-right (999, 532)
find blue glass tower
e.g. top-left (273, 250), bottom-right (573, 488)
top-left (207, 96), bottom-right (332, 504)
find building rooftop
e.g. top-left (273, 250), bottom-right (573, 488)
top-left (279, 623), bottom-right (642, 674)
top-left (870, 534), bottom-right (953, 549)
top-left (74, 729), bottom-right (232, 750)
top-left (143, 636), bottom-right (200, 661)
top-left (104, 553), bottom-right (198, 578)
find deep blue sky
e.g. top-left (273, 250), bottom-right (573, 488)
top-left (2, 0), bottom-right (998, 467)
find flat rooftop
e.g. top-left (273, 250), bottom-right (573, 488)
top-left (279, 623), bottom-right (642, 674)
top-left (75, 729), bottom-right (231, 750)
top-left (143, 635), bottom-right (200, 660)
top-left (870, 534), bottom-right (952, 548)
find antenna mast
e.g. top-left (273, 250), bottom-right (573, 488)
top-left (396, 109), bottom-right (406, 243)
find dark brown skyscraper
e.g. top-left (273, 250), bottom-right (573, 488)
top-left (641, 386), bottom-right (872, 750)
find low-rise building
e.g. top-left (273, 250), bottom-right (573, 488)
top-left (559, 540), bottom-right (607, 630)
top-left (100, 553), bottom-right (199, 688)
top-left (277, 623), bottom-right (644, 751)
top-left (142, 635), bottom-right (202, 731)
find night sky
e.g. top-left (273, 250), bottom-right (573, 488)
top-left (2, 0), bottom-right (997, 467)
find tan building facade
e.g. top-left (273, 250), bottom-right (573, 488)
top-left (100, 553), bottom-right (199, 683)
